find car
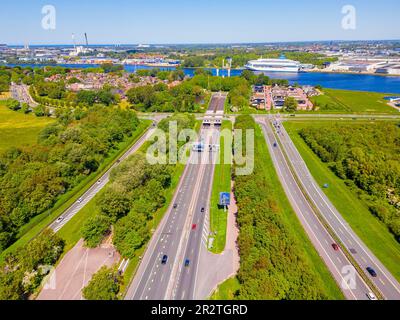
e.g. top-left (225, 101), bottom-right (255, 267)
top-left (56, 216), bottom-right (64, 223)
top-left (77, 197), bottom-right (83, 204)
top-left (200, 207), bottom-right (205, 213)
top-left (366, 292), bottom-right (378, 300)
top-left (97, 180), bottom-right (102, 185)
top-left (273, 142), bottom-right (278, 148)
top-left (161, 255), bottom-right (168, 265)
top-left (184, 259), bottom-right (190, 267)
top-left (173, 203), bottom-right (178, 209)
top-left (332, 243), bottom-right (339, 251)
top-left (192, 224), bottom-right (197, 230)
top-left (366, 267), bottom-right (377, 277)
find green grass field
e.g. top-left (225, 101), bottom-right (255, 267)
top-left (284, 120), bottom-right (400, 282)
top-left (210, 277), bottom-right (240, 300)
top-left (0, 101), bottom-right (54, 152)
top-left (209, 121), bottom-right (232, 253)
top-left (321, 89), bottom-right (398, 114)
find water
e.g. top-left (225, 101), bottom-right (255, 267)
top-left (3, 63), bottom-right (400, 94)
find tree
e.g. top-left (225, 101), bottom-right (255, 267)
top-left (113, 214), bottom-right (148, 258)
top-left (82, 266), bottom-right (121, 300)
top-left (283, 97), bottom-right (298, 112)
top-left (81, 215), bottom-right (111, 248)
top-left (5, 99), bottom-right (20, 111)
top-left (34, 104), bottom-right (49, 117)
top-left (97, 185), bottom-right (132, 221)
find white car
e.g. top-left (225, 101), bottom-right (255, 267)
top-left (366, 292), bottom-right (378, 300)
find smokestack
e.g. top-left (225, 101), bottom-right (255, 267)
top-left (72, 33), bottom-right (76, 49)
top-left (84, 33), bottom-right (89, 46)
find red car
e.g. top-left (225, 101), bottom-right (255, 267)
top-left (332, 243), bottom-right (340, 251)
top-left (192, 224), bottom-right (197, 230)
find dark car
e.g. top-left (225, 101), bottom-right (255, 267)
top-left (366, 267), bottom-right (377, 277)
top-left (273, 142), bottom-right (277, 148)
top-left (201, 207), bottom-right (205, 213)
top-left (161, 255), bottom-right (168, 265)
top-left (184, 259), bottom-right (190, 267)
top-left (173, 203), bottom-right (178, 209)
top-left (332, 243), bottom-right (339, 251)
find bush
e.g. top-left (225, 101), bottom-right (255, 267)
top-left (81, 215), bottom-right (111, 248)
top-left (82, 266), bottom-right (121, 300)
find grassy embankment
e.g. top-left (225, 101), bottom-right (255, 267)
top-left (0, 101), bottom-right (54, 152)
top-left (309, 89), bottom-right (399, 114)
top-left (208, 121), bottom-right (232, 253)
top-left (0, 120), bottom-right (152, 262)
top-left (211, 121), bottom-right (344, 300)
top-left (284, 121), bottom-right (400, 282)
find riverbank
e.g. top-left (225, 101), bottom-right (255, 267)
top-left (2, 63), bottom-right (400, 93)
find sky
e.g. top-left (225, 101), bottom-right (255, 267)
top-left (0, 0), bottom-right (399, 45)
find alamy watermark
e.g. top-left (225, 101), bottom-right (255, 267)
top-left (41, 5), bottom-right (56, 30)
top-left (341, 265), bottom-right (357, 290)
top-left (341, 5), bottom-right (356, 30)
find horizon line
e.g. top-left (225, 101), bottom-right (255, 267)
top-left (4, 38), bottom-right (400, 47)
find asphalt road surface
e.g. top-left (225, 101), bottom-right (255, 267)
top-left (172, 129), bottom-right (220, 300)
top-left (258, 119), bottom-right (371, 300)
top-left (207, 92), bottom-right (227, 113)
top-left (49, 125), bottom-right (155, 232)
top-left (126, 127), bottom-right (220, 300)
top-left (265, 117), bottom-right (400, 300)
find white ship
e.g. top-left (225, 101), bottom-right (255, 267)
top-left (245, 56), bottom-right (301, 73)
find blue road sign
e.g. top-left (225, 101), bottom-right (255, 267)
top-left (219, 192), bottom-right (231, 206)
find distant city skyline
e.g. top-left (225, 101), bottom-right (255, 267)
top-left (1, 0), bottom-right (399, 45)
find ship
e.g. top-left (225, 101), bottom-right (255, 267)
top-left (245, 55), bottom-right (301, 73)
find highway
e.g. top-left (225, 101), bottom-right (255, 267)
top-left (10, 83), bottom-right (38, 107)
top-left (258, 119), bottom-right (371, 300)
top-left (126, 94), bottom-right (224, 300)
top-left (49, 124), bottom-right (156, 232)
top-left (261, 117), bottom-right (400, 300)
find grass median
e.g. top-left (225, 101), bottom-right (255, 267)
top-left (284, 120), bottom-right (400, 282)
top-left (209, 120), bottom-right (232, 253)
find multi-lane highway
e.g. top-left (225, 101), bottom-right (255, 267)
top-left (10, 83), bottom-right (38, 107)
top-left (258, 119), bottom-right (371, 300)
top-left (126, 94), bottom-right (225, 300)
top-left (259, 117), bottom-right (400, 300)
top-left (50, 124), bottom-right (156, 232)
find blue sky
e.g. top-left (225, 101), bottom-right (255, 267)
top-left (1, 0), bottom-right (399, 45)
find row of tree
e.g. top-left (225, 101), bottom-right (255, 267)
top-left (232, 115), bottom-right (330, 299)
top-left (299, 123), bottom-right (400, 240)
top-left (0, 106), bottom-right (141, 252)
